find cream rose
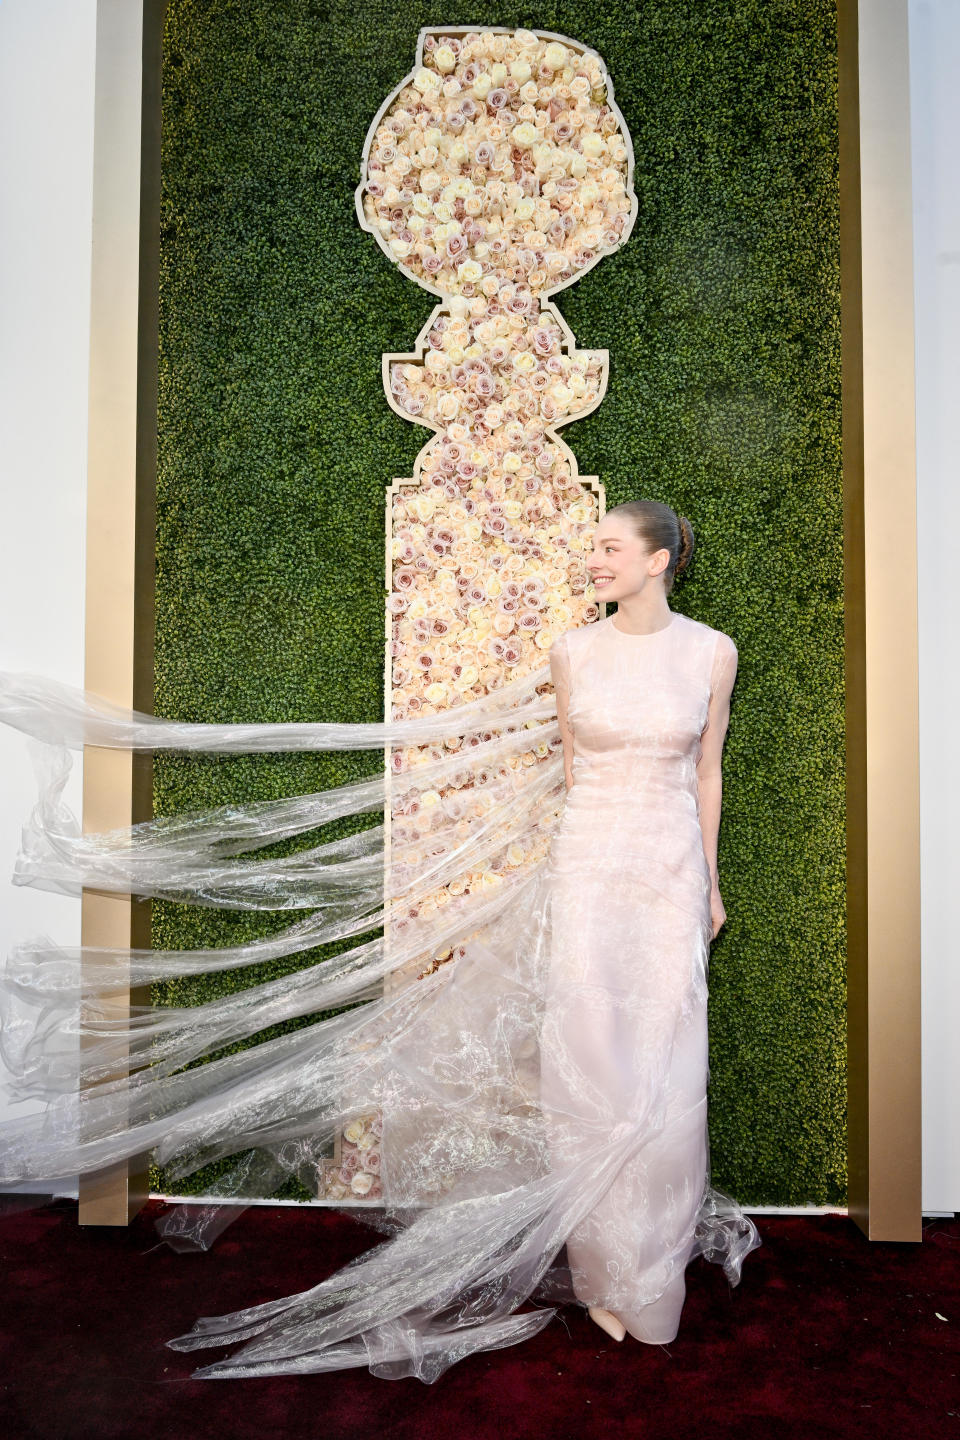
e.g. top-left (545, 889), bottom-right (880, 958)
top-left (511, 121), bottom-right (539, 150)
top-left (413, 67), bottom-right (441, 94)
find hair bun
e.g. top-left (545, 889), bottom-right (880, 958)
top-left (675, 515), bottom-right (694, 575)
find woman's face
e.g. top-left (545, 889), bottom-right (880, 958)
top-left (585, 515), bottom-right (669, 604)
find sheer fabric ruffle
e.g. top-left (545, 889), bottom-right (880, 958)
top-left (0, 653), bottom-right (759, 1382)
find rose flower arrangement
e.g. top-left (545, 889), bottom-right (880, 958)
top-left (322, 28), bottom-right (633, 1201)
top-left (360, 27), bottom-right (633, 298)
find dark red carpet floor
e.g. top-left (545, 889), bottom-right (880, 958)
top-left (0, 1195), bottom-right (956, 1440)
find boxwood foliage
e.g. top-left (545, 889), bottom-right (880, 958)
top-left (153, 0), bottom-right (843, 1206)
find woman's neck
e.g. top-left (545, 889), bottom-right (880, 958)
top-left (610, 592), bottom-right (672, 635)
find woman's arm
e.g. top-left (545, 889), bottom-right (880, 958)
top-left (549, 635), bottom-right (575, 792)
top-left (696, 635), bottom-right (738, 938)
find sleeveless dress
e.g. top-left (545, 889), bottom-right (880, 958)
top-left (0, 609), bottom-right (761, 1381)
top-left (540, 609), bottom-right (745, 1343)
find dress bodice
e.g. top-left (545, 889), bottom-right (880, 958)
top-left (547, 611), bottom-right (737, 916)
top-left (550, 611), bottom-right (734, 810)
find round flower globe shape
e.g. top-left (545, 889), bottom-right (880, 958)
top-left (355, 26), bottom-right (638, 300)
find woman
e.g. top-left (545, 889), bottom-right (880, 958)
top-left (0, 500), bottom-right (758, 1381)
top-left (541, 498), bottom-right (744, 1346)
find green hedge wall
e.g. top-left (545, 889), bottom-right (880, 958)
top-left (153, 0), bottom-right (844, 1205)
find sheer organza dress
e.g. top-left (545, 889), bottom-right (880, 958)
top-left (0, 607), bottom-right (759, 1381)
top-left (541, 608), bottom-right (744, 1343)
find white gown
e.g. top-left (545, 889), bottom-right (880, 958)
top-left (541, 610), bottom-right (740, 1343)
top-left (0, 611), bottom-right (760, 1381)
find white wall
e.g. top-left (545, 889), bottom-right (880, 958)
top-left (0, 0), bottom-right (98, 1196)
top-left (910, 0), bottom-right (960, 1214)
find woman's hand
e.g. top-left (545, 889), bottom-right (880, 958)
top-left (709, 882), bottom-right (727, 941)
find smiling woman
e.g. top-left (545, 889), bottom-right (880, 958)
top-left (586, 502), bottom-right (694, 627)
top-left (0, 0), bottom-right (853, 1388)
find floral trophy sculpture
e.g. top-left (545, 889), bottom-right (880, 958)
top-left (317, 26), bottom-right (638, 1203)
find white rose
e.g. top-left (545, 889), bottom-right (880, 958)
top-left (350, 1172), bottom-right (374, 1196)
top-left (580, 133), bottom-right (604, 159)
top-left (389, 238), bottom-right (412, 258)
top-left (472, 72), bottom-right (493, 100)
top-left (425, 349), bottom-right (449, 373)
top-left (420, 170), bottom-right (443, 194)
top-left (436, 392), bottom-right (460, 420)
top-left (490, 62), bottom-right (507, 85)
top-left (434, 44), bottom-right (457, 74)
top-left (457, 259), bottom-right (483, 284)
top-left (413, 67), bottom-right (441, 94)
top-left (343, 1119), bottom-right (365, 1144)
top-left (512, 351), bottom-right (537, 373)
top-left (543, 42), bottom-right (567, 70)
top-left (510, 60), bottom-right (532, 84)
top-left (515, 197), bottom-right (536, 221)
top-left (409, 494), bottom-right (436, 521)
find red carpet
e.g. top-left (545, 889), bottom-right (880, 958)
top-left (0, 1195), bottom-right (956, 1439)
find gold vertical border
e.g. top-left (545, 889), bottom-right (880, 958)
top-left (838, 0), bottom-right (922, 1240)
top-left (78, 0), bottom-right (165, 1226)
